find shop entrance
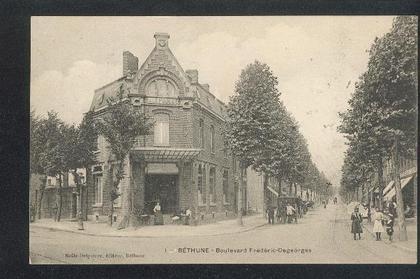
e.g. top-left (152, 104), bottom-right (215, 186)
top-left (145, 174), bottom-right (178, 215)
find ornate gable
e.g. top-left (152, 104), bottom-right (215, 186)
top-left (135, 33), bottom-right (192, 97)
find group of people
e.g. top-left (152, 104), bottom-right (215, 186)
top-left (150, 202), bottom-right (193, 226)
top-left (267, 201), bottom-right (305, 225)
top-left (351, 204), bottom-right (396, 242)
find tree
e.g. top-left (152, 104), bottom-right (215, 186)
top-left (339, 16), bottom-right (417, 240)
top-left (30, 110), bottom-right (48, 219)
top-left (226, 61), bottom-right (282, 225)
top-left (35, 112), bottom-right (68, 221)
top-left (95, 85), bottom-right (151, 228)
top-left (65, 112), bottom-right (98, 223)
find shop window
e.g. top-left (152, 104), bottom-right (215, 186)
top-left (154, 113), bottom-right (169, 146)
top-left (209, 167), bottom-right (216, 204)
top-left (223, 170), bottom-right (229, 204)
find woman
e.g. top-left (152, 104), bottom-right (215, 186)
top-left (153, 202), bottom-right (164, 225)
top-left (351, 207), bottom-right (363, 240)
top-left (372, 207), bottom-right (385, 241)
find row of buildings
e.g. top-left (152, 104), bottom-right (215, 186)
top-left (31, 33), bottom-right (319, 223)
top-left (363, 158), bottom-right (417, 215)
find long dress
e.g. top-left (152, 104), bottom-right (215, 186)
top-left (351, 212), bottom-right (363, 233)
top-left (372, 211), bottom-right (384, 233)
top-left (154, 204), bottom-right (164, 225)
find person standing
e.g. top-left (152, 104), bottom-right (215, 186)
top-left (153, 202), bottom-right (164, 225)
top-left (385, 212), bottom-right (394, 242)
top-left (372, 207), bottom-right (385, 241)
top-left (267, 206), bottom-right (275, 225)
top-left (351, 207), bottom-right (363, 240)
top-left (286, 203), bottom-right (295, 223)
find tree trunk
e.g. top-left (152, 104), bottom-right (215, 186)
top-left (84, 167), bottom-right (91, 221)
top-left (237, 165), bottom-right (244, 226)
top-left (377, 159), bottom-right (384, 210)
top-left (263, 173), bottom-right (269, 215)
top-left (294, 183), bottom-right (298, 196)
top-left (289, 181), bottom-right (293, 196)
top-left (391, 137), bottom-right (407, 241)
top-left (355, 187), bottom-right (359, 202)
top-left (37, 175), bottom-right (47, 219)
top-left (56, 174), bottom-right (63, 222)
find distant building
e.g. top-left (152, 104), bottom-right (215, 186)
top-left (86, 33), bottom-right (247, 221)
top-left (30, 169), bottom-right (86, 219)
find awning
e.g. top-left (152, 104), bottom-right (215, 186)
top-left (383, 181), bottom-right (394, 196)
top-left (383, 175), bottom-right (415, 201)
top-left (131, 147), bottom-right (201, 161)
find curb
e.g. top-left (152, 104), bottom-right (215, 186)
top-left (30, 220), bottom-right (268, 239)
top-left (362, 223), bottom-right (417, 254)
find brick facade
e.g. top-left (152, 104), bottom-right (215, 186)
top-left (86, 33), bottom-right (246, 222)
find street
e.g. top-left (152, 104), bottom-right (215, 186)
top-left (29, 203), bottom-right (416, 264)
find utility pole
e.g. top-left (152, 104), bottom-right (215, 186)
top-left (391, 136), bottom-right (408, 241)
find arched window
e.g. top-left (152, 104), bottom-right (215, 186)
top-left (147, 78), bottom-right (177, 97)
top-left (154, 113), bottom-right (169, 146)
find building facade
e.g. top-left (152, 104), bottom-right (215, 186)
top-left (86, 33), bottom-right (246, 222)
top-left (365, 157), bottom-right (417, 215)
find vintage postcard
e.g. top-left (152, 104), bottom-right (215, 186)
top-left (29, 16), bottom-right (417, 264)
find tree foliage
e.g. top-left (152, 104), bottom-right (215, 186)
top-left (338, 16), bottom-right (417, 201)
top-left (95, 85), bottom-right (152, 226)
top-left (226, 60), bottom-right (331, 207)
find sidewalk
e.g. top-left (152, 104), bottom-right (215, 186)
top-left (363, 217), bottom-right (417, 254)
top-left (30, 214), bottom-right (268, 238)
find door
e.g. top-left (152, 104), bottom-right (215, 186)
top-left (145, 175), bottom-right (178, 214)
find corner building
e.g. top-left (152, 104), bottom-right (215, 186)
top-left (87, 33), bottom-right (245, 221)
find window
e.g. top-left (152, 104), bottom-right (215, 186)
top-left (95, 135), bottom-right (105, 153)
top-left (209, 167), bottom-right (216, 204)
top-left (147, 79), bottom-right (177, 97)
top-left (223, 170), bottom-right (229, 204)
top-left (154, 113), bottom-right (169, 146)
top-left (94, 175), bottom-right (103, 205)
top-left (210, 125), bottom-right (215, 153)
top-left (199, 119), bottom-right (204, 148)
top-left (198, 165), bottom-right (206, 205)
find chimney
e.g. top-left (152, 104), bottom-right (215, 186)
top-left (123, 51), bottom-right (139, 76)
top-left (154, 32), bottom-right (170, 50)
top-left (201, 84), bottom-right (210, 92)
top-left (186, 69), bottom-right (198, 84)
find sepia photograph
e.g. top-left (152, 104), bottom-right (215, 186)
top-left (29, 16), bottom-right (417, 264)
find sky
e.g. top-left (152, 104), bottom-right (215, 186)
top-left (31, 16), bottom-right (396, 188)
